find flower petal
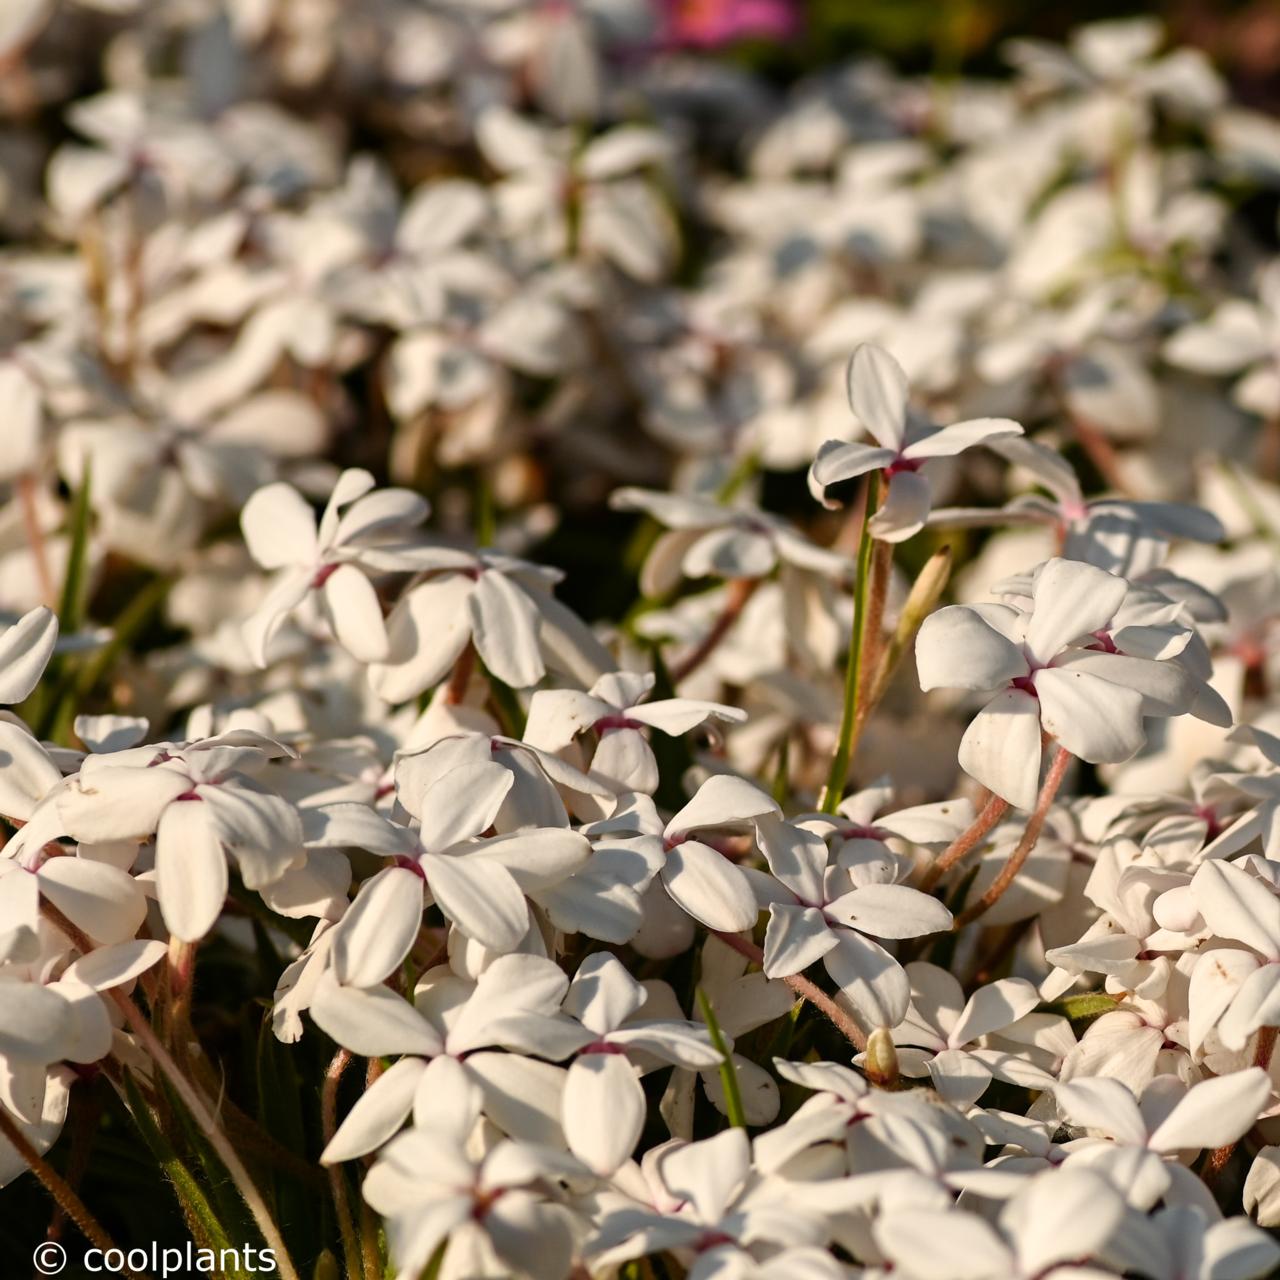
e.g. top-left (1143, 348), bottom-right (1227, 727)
top-left (846, 344), bottom-right (908, 451)
top-left (1034, 667), bottom-right (1145, 764)
top-left (957, 688), bottom-right (1042, 810)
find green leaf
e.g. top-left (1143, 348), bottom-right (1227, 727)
top-left (58, 462), bottom-right (93, 634)
top-left (697, 988), bottom-right (747, 1130)
top-left (1041, 992), bottom-right (1119, 1027)
top-left (122, 1072), bottom-right (251, 1278)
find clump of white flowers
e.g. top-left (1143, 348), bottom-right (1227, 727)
top-left (4, 6), bottom-right (1280, 1279)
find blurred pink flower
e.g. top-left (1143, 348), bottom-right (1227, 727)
top-left (658, 0), bottom-right (800, 49)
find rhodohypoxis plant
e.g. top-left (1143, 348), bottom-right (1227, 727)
top-left (7, 10), bottom-right (1280, 1280)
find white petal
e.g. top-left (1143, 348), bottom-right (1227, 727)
top-left (755, 813), bottom-right (828, 904)
top-left (563, 952), bottom-right (646, 1035)
top-left (867, 470), bottom-right (932, 544)
top-left (659, 1129), bottom-right (750, 1224)
top-left (1148, 1068), bottom-right (1271, 1154)
top-left (1035, 667), bottom-right (1145, 764)
top-left (417, 762), bottom-right (514, 851)
top-left (827, 884), bottom-right (952, 940)
top-left (368, 575), bottom-right (475, 704)
top-left (846, 344), bottom-right (908, 450)
top-left (241, 482), bottom-right (317, 569)
top-left (62, 940), bottom-right (167, 991)
top-left (665, 774), bottom-right (778, 839)
top-left (874, 1209), bottom-right (1012, 1280)
top-left (762, 905), bottom-right (839, 978)
top-left (1025, 559), bottom-right (1128, 664)
top-left (310, 980), bottom-right (443, 1058)
top-left (422, 853), bottom-right (529, 952)
top-left (37, 858), bottom-right (146, 946)
top-left (808, 440), bottom-right (897, 505)
top-left (331, 866), bottom-right (423, 989)
top-left (957, 688), bottom-right (1043, 810)
top-left (916, 607), bottom-right (1028, 692)
top-left (903, 418), bottom-right (1023, 460)
top-left (1054, 1076), bottom-right (1147, 1146)
top-left (0, 607), bottom-right (58, 704)
top-left (155, 800), bottom-right (228, 942)
top-left (1191, 860), bottom-right (1280, 958)
top-left (949, 977), bottom-right (1040, 1047)
top-left (322, 564), bottom-right (389, 663)
top-left (682, 526), bottom-right (777, 580)
top-left (1003, 1168), bottom-right (1124, 1275)
top-left (470, 572), bottom-right (545, 689)
top-left (823, 931), bottom-right (909, 1032)
top-left (321, 1057), bottom-right (426, 1164)
top-left (563, 1053), bottom-right (645, 1175)
top-left (0, 983), bottom-right (74, 1063)
top-left (0, 721), bottom-right (60, 820)
top-left (661, 840), bottom-right (758, 932)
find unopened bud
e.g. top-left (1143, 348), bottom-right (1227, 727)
top-left (865, 1027), bottom-right (900, 1089)
top-left (898, 545), bottom-right (953, 639)
top-left (312, 1249), bottom-right (341, 1280)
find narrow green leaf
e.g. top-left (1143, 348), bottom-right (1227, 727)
top-left (697, 988), bottom-right (747, 1130)
top-left (122, 1072), bottom-right (251, 1278)
top-left (58, 462), bottom-right (93, 633)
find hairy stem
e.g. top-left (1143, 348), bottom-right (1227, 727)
top-left (322, 1049), bottom-right (364, 1280)
top-left (955, 746), bottom-right (1072, 929)
top-left (0, 1103), bottom-right (146, 1278)
top-left (919, 792), bottom-right (1011, 892)
top-left (713, 931), bottom-right (867, 1052)
top-left (670, 577), bottom-right (758, 684)
top-left (444, 641), bottom-right (476, 705)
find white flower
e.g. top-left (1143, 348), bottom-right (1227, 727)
top-left (311, 762), bottom-right (589, 958)
top-left (360, 1057), bottom-right (584, 1280)
top-left (750, 813), bottom-right (952, 1032)
top-left (890, 963), bottom-right (1060, 1105)
top-left (1055, 1069), bottom-right (1272, 1212)
top-left (45, 732), bottom-right (304, 942)
top-left (874, 1167), bottom-right (1125, 1280)
top-left (610, 487), bottom-right (853, 595)
top-left (560, 953), bottom-right (720, 1174)
top-left (807, 344), bottom-right (1023, 541)
top-left (369, 548), bottom-right (614, 700)
top-left (240, 468), bottom-right (430, 667)
top-left (587, 1128), bottom-right (830, 1274)
top-left (916, 557), bottom-right (1193, 808)
top-left (1164, 262), bottom-right (1280, 420)
top-left (524, 670), bottom-right (746, 795)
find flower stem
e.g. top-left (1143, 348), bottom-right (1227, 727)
top-left (819, 473), bottom-right (880, 814)
top-left (322, 1049), bottom-right (364, 1280)
top-left (670, 577), bottom-right (758, 684)
top-left (0, 1102), bottom-right (147, 1278)
top-left (444, 641), bottom-right (476, 705)
top-left (955, 746), bottom-right (1071, 929)
top-left (857, 544), bottom-right (952, 734)
top-left (713, 931), bottom-right (867, 1051)
top-left (919, 792), bottom-right (1011, 892)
